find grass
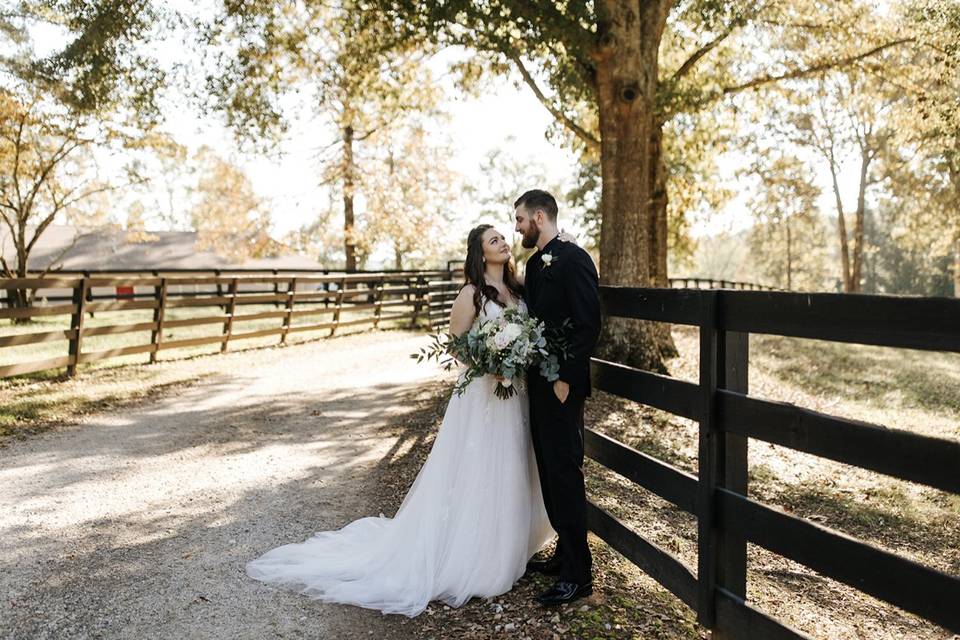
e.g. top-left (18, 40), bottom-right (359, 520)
top-left (586, 325), bottom-right (960, 639)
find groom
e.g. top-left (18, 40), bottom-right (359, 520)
top-left (514, 189), bottom-right (601, 605)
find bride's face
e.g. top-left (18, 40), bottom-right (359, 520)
top-left (481, 228), bottom-right (512, 266)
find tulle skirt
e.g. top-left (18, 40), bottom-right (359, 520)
top-left (246, 374), bottom-right (554, 617)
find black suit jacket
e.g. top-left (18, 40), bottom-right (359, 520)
top-left (523, 236), bottom-right (601, 396)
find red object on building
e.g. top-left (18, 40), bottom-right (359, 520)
top-left (116, 285), bottom-right (135, 299)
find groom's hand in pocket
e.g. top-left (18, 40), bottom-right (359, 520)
top-left (553, 380), bottom-right (570, 404)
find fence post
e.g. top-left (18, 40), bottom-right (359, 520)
top-left (696, 290), bottom-right (719, 629)
top-left (323, 269), bottom-right (330, 308)
top-left (426, 283), bottom-right (436, 331)
top-left (67, 277), bottom-right (90, 377)
top-left (281, 277), bottom-right (296, 345)
top-left (215, 269), bottom-right (223, 311)
top-left (714, 328), bottom-right (750, 639)
top-left (82, 270), bottom-right (95, 318)
top-left (697, 290), bottom-right (750, 637)
top-left (373, 275), bottom-right (386, 329)
top-left (410, 275), bottom-right (425, 328)
top-left (221, 278), bottom-right (238, 353)
top-left (149, 277), bottom-right (168, 364)
top-left (272, 269), bottom-right (280, 308)
top-left (330, 276), bottom-right (346, 336)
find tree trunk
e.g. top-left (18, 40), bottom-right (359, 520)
top-left (343, 125), bottom-right (357, 273)
top-left (648, 118), bottom-right (678, 358)
top-left (786, 218), bottom-right (793, 291)
top-left (9, 227), bottom-right (34, 324)
top-left (650, 121), bottom-right (669, 288)
top-left (850, 152), bottom-right (871, 293)
top-left (593, 0), bottom-right (671, 373)
top-left (828, 163), bottom-right (853, 292)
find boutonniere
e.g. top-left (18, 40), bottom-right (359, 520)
top-left (541, 252), bottom-right (556, 269)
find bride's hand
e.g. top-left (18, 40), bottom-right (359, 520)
top-left (558, 229), bottom-right (577, 244)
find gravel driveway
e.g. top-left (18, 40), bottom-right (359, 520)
top-left (0, 331), bottom-right (448, 639)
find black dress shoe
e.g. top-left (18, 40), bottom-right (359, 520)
top-left (536, 580), bottom-right (593, 605)
top-left (526, 557), bottom-right (562, 576)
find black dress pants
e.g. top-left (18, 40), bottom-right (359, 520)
top-left (528, 375), bottom-right (592, 584)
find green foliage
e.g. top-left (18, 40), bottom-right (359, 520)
top-left (361, 124), bottom-right (461, 269)
top-left (204, 1), bottom-right (438, 147)
top-left (1, 0), bottom-right (169, 121)
top-left (863, 204), bottom-right (955, 297)
top-left (205, 0), bottom-right (455, 270)
top-left (745, 155), bottom-right (831, 291)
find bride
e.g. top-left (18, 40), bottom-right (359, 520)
top-left (246, 224), bottom-right (562, 617)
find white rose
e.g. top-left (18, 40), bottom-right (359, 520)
top-left (493, 323), bottom-right (523, 350)
top-left (502, 323), bottom-right (522, 341)
top-left (542, 253), bottom-right (554, 266)
top-left (493, 331), bottom-right (512, 350)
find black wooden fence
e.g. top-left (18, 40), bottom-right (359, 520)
top-left (586, 286), bottom-right (960, 639)
top-left (423, 276), bottom-right (769, 330)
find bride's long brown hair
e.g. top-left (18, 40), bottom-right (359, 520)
top-left (463, 224), bottom-right (524, 315)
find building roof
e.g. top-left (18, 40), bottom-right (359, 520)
top-left (1, 224), bottom-right (325, 272)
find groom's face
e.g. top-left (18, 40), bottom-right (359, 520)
top-left (514, 205), bottom-right (541, 249)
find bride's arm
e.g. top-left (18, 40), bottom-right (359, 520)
top-left (448, 285), bottom-right (478, 338)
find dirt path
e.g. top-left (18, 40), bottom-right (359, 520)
top-left (0, 331), bottom-right (448, 640)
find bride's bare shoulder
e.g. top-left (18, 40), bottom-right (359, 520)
top-left (449, 285), bottom-right (480, 336)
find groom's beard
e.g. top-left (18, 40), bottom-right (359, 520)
top-left (521, 225), bottom-right (540, 249)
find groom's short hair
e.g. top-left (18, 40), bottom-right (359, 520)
top-left (514, 189), bottom-right (558, 222)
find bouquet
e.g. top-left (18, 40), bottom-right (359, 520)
top-left (412, 306), bottom-right (569, 399)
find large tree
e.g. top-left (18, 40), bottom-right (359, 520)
top-left (375, 0), bottom-right (915, 370)
top-left (891, 0), bottom-right (960, 296)
top-left (0, 1), bottom-right (174, 317)
top-left (188, 147), bottom-right (283, 262)
top-left (362, 124), bottom-right (460, 269)
top-left (762, 70), bottom-right (902, 293)
top-left (204, 0), bottom-right (443, 272)
top-left (0, 0), bottom-right (169, 122)
top-left (0, 91), bottom-right (143, 318)
top-left (745, 155), bottom-right (829, 291)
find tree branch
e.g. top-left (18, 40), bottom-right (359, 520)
top-left (722, 38), bottom-right (915, 96)
top-left (508, 54), bottom-right (600, 151)
top-left (669, 3), bottom-right (770, 82)
top-left (0, 253), bottom-right (14, 278)
top-left (671, 31), bottom-right (735, 81)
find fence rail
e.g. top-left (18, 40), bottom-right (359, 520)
top-left (586, 286), bottom-right (960, 639)
top-left (424, 277), bottom-right (782, 331)
top-left (0, 270), bottom-right (457, 379)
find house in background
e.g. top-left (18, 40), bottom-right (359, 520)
top-left (1, 224), bottom-right (328, 305)
top-left (1, 224), bottom-right (325, 273)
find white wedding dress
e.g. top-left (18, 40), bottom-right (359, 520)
top-left (246, 297), bottom-right (555, 617)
